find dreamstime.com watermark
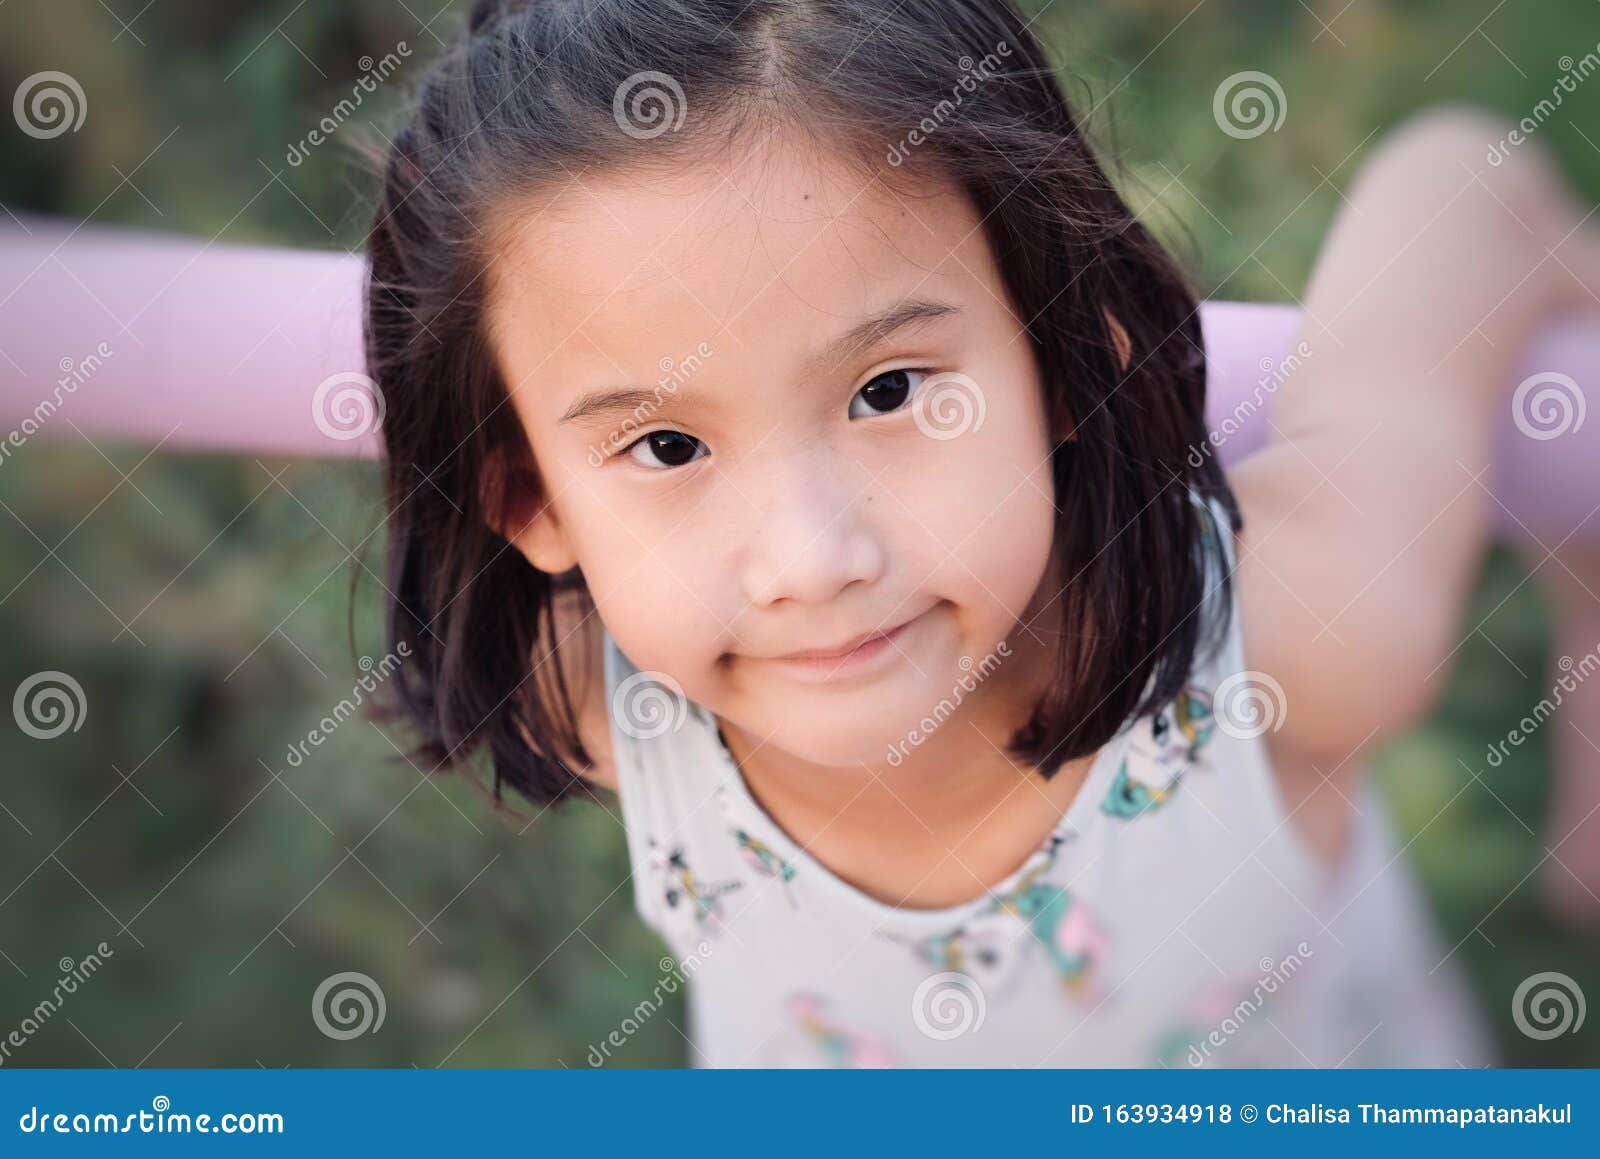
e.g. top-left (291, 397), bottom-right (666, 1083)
top-left (286, 44), bottom-right (412, 167)
top-left (586, 942), bottom-right (713, 1065)
top-left (0, 943), bottom-right (114, 1067)
top-left (1188, 341), bottom-right (1312, 467)
top-left (284, 644), bottom-right (410, 768)
top-left (0, 342), bottom-right (113, 468)
top-left (16, 1097), bottom-right (283, 1135)
top-left (885, 41), bottom-right (1012, 166)
top-left (1181, 943), bottom-right (1313, 1067)
top-left (1486, 41), bottom-right (1600, 166)
top-left (1485, 640), bottom-right (1599, 768)
top-left (585, 342), bottom-right (714, 467)
top-left (886, 641), bottom-right (1012, 766)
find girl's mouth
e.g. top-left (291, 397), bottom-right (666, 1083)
top-left (769, 611), bottom-right (925, 680)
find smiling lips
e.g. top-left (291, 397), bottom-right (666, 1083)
top-left (771, 614), bottom-right (921, 672)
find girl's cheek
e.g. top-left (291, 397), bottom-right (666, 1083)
top-left (585, 536), bottom-right (729, 673)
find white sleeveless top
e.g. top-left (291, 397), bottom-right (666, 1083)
top-left (601, 507), bottom-right (1496, 1068)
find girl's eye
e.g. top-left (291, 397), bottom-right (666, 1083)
top-left (623, 429), bottom-right (708, 471)
top-left (849, 368), bottom-right (928, 419)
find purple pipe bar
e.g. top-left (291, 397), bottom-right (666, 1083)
top-left (1, 219), bottom-right (1595, 541)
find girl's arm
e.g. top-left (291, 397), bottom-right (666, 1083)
top-left (1229, 107), bottom-right (1600, 783)
top-left (1531, 546), bottom-right (1600, 927)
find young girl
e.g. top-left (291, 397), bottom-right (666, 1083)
top-left (367, 0), bottom-right (1600, 1066)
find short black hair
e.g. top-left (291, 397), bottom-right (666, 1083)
top-left (365, 0), bottom-right (1240, 808)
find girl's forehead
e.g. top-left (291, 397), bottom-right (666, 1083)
top-left (483, 133), bottom-right (999, 369)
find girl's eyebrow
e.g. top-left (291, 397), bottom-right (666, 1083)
top-left (556, 296), bottom-right (962, 428)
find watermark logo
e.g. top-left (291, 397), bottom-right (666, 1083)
top-left (1487, 42), bottom-right (1600, 165)
top-left (612, 670), bottom-right (688, 740)
top-left (0, 942), bottom-right (114, 1067)
top-left (886, 41), bottom-right (1012, 166)
top-left (1486, 642), bottom-right (1598, 767)
top-left (1212, 670), bottom-right (1287, 740)
top-left (284, 644), bottom-right (410, 768)
top-left (911, 971), bottom-right (986, 1040)
top-left (613, 71), bottom-right (687, 140)
top-left (13, 670), bottom-right (87, 739)
top-left (312, 371), bottom-right (386, 441)
top-left (0, 341), bottom-right (114, 469)
top-left (1512, 971), bottom-right (1586, 1040)
top-left (13, 71), bottom-right (87, 139)
top-left (1213, 71), bottom-right (1287, 140)
top-left (586, 342), bottom-right (713, 467)
top-left (887, 641), bottom-right (1011, 766)
top-left (312, 971), bottom-right (386, 1040)
top-left (912, 372), bottom-right (986, 440)
top-left (286, 44), bottom-right (412, 167)
top-left (1179, 943), bottom-right (1314, 1068)
top-left (586, 943), bottom-right (712, 1066)
top-left (1512, 371), bottom-right (1586, 440)
top-left (1188, 341), bottom-right (1312, 467)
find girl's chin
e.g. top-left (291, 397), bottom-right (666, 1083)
top-left (748, 698), bottom-right (971, 773)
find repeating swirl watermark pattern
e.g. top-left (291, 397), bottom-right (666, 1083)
top-left (13, 671), bottom-right (87, 739)
top-left (312, 372), bottom-right (386, 441)
top-left (1212, 670), bottom-right (1288, 740)
top-left (1213, 71), bottom-right (1287, 140)
top-left (612, 71), bottom-right (687, 140)
top-left (1511, 371), bottom-right (1586, 440)
top-left (611, 670), bottom-right (688, 740)
top-left (912, 372), bottom-right (986, 440)
top-left (13, 71), bottom-right (87, 139)
top-left (312, 971), bottom-right (387, 1040)
top-left (911, 971), bottom-right (986, 1040)
top-left (1512, 971), bottom-right (1586, 1040)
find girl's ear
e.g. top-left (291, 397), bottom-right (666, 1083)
top-left (1052, 310), bottom-right (1130, 447)
top-left (480, 448), bottom-right (579, 574)
top-left (1103, 309), bottom-right (1132, 373)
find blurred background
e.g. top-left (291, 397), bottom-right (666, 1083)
top-left (1, 0), bottom-right (1598, 1067)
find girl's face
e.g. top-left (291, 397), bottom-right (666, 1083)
top-left (486, 129), bottom-right (1060, 769)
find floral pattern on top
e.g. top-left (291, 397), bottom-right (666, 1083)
top-left (646, 838), bottom-right (743, 936)
top-left (1101, 687), bottom-right (1215, 819)
top-left (731, 827), bottom-right (799, 906)
top-left (775, 993), bottom-right (899, 1068)
top-left (885, 831), bottom-right (1108, 998)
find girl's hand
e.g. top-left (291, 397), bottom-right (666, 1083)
top-left (1227, 106), bottom-right (1600, 818)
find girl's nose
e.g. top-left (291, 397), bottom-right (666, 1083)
top-left (738, 458), bottom-right (886, 608)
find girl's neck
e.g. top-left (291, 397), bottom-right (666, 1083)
top-left (716, 600), bottom-right (1097, 910)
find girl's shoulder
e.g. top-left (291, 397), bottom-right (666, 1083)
top-left (549, 585), bottom-right (619, 792)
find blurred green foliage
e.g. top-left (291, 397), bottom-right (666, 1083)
top-left (1, 0), bottom-right (1597, 1067)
